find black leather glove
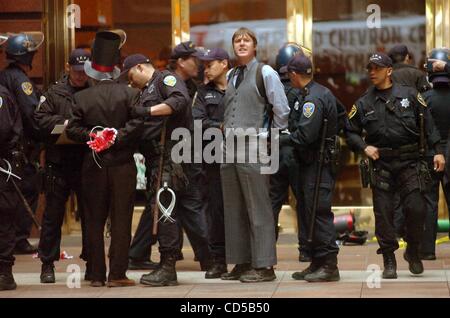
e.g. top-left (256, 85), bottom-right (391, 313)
top-left (133, 106), bottom-right (151, 118)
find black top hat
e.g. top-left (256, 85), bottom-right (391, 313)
top-left (84, 31), bottom-right (121, 80)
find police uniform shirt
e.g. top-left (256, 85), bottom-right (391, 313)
top-left (0, 64), bottom-right (40, 139)
top-left (288, 81), bottom-right (338, 149)
top-left (192, 82), bottom-right (225, 130)
top-left (346, 83), bottom-right (442, 153)
top-left (34, 75), bottom-right (88, 166)
top-left (228, 58), bottom-right (290, 129)
top-left (137, 70), bottom-right (190, 141)
top-left (35, 75), bottom-right (87, 139)
top-left (423, 85), bottom-right (450, 145)
top-left (392, 62), bottom-right (430, 93)
top-left (0, 84), bottom-right (22, 156)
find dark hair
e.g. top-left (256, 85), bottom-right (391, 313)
top-left (390, 53), bottom-right (408, 64)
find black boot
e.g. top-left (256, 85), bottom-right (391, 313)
top-left (140, 253), bottom-right (178, 287)
top-left (220, 263), bottom-right (252, 280)
top-left (382, 253), bottom-right (397, 279)
top-left (292, 257), bottom-right (323, 280)
top-left (40, 263), bottom-right (55, 284)
top-left (304, 254), bottom-right (340, 282)
top-left (404, 244), bottom-right (424, 275)
top-left (205, 258), bottom-right (227, 279)
top-left (0, 264), bottom-right (16, 291)
top-left (128, 259), bottom-right (160, 270)
top-left (200, 258), bottom-right (213, 272)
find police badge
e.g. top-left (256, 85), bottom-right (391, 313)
top-left (400, 98), bottom-right (410, 108)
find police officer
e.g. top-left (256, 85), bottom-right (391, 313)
top-left (388, 44), bottom-right (431, 239)
top-left (120, 53), bottom-right (190, 286)
top-left (192, 48), bottom-right (229, 279)
top-left (34, 49), bottom-right (91, 283)
top-left (271, 43), bottom-right (310, 262)
top-left (420, 48), bottom-right (450, 260)
top-left (0, 36), bottom-right (23, 290)
top-left (280, 54), bottom-right (340, 282)
top-left (0, 32), bottom-right (44, 255)
top-left (66, 31), bottom-right (144, 287)
top-left (388, 44), bottom-right (430, 93)
top-left (168, 41), bottom-right (213, 270)
top-left (346, 52), bottom-right (445, 279)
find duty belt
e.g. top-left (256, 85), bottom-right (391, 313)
top-left (378, 143), bottom-right (420, 160)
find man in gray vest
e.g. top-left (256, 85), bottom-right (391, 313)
top-left (220, 27), bottom-right (289, 283)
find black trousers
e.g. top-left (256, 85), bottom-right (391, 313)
top-left (204, 163), bottom-right (225, 260)
top-left (295, 161), bottom-right (339, 259)
top-left (129, 196), bottom-right (154, 261)
top-left (0, 182), bottom-right (20, 266)
top-left (269, 145), bottom-right (308, 254)
top-left (82, 159), bottom-right (136, 281)
top-left (38, 163), bottom-right (87, 264)
top-left (129, 155), bottom-right (181, 259)
top-left (371, 159), bottom-right (426, 255)
top-left (15, 163), bottom-right (38, 245)
top-left (176, 163), bottom-right (211, 263)
top-left (392, 193), bottom-right (405, 238)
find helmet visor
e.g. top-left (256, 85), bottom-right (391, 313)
top-left (8, 31), bottom-right (45, 52)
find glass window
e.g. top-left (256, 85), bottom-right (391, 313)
top-left (74, 0), bottom-right (172, 70)
top-left (312, 0), bottom-right (426, 205)
top-left (190, 0), bottom-right (287, 67)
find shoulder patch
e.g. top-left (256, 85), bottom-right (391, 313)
top-left (302, 102), bottom-right (315, 119)
top-left (21, 82), bottom-right (33, 95)
top-left (0, 96), bottom-right (3, 109)
top-left (348, 105), bottom-right (357, 119)
top-left (163, 75), bottom-right (177, 87)
top-left (417, 93), bottom-right (427, 107)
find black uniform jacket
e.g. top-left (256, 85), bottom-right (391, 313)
top-left (346, 83), bottom-right (442, 154)
top-left (66, 80), bottom-right (144, 167)
top-left (34, 75), bottom-right (87, 167)
top-left (0, 63), bottom-right (40, 139)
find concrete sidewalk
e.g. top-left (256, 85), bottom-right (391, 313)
top-left (2, 233), bottom-right (450, 298)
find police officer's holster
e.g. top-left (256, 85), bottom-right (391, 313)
top-left (359, 143), bottom-right (431, 194)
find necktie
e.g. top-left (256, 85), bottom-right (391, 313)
top-left (235, 65), bottom-right (245, 88)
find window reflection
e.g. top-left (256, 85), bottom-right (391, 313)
top-left (190, 0), bottom-right (287, 66)
top-left (74, 0), bottom-right (172, 70)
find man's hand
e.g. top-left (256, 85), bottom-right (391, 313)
top-left (428, 59), bottom-right (447, 72)
top-left (364, 145), bottom-right (379, 160)
top-left (433, 154), bottom-right (445, 172)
